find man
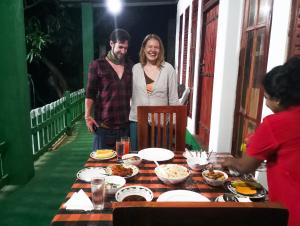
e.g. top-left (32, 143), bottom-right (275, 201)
top-left (85, 28), bottom-right (132, 150)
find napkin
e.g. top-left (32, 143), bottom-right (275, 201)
top-left (64, 189), bottom-right (94, 211)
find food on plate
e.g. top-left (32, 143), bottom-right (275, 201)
top-left (203, 170), bottom-right (225, 181)
top-left (231, 179), bottom-right (262, 195)
top-left (111, 164), bottom-right (133, 177)
top-left (122, 195), bottom-right (146, 201)
top-left (235, 186), bottom-right (257, 195)
top-left (95, 149), bottom-right (114, 158)
top-left (231, 180), bottom-right (263, 189)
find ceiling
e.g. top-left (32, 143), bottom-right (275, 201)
top-left (59, 0), bottom-right (178, 7)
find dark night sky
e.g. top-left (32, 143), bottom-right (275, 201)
top-left (93, 5), bottom-right (177, 63)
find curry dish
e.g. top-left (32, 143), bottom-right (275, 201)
top-left (111, 164), bottom-right (133, 177)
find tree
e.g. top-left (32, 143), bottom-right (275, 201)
top-left (24, 0), bottom-right (82, 106)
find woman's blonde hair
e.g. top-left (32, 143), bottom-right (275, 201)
top-left (139, 34), bottom-right (165, 67)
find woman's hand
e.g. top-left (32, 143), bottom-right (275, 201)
top-left (146, 83), bottom-right (154, 94)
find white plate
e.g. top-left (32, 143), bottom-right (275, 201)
top-left (157, 190), bottom-right (210, 202)
top-left (106, 164), bottom-right (139, 179)
top-left (90, 151), bottom-right (117, 160)
top-left (115, 185), bottom-right (153, 202)
top-left (76, 167), bottom-right (107, 182)
top-left (138, 148), bottom-right (174, 162)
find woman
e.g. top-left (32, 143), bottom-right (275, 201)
top-left (129, 34), bottom-right (179, 151)
top-left (222, 57), bottom-right (300, 226)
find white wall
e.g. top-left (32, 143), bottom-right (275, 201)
top-left (209, 0), bottom-right (244, 153)
top-left (175, 0), bottom-right (292, 153)
top-left (175, 0), bottom-right (202, 133)
top-left (261, 0), bottom-right (292, 119)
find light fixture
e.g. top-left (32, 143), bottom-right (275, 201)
top-left (106, 0), bottom-right (122, 15)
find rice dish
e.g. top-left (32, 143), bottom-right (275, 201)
top-left (159, 164), bottom-right (189, 179)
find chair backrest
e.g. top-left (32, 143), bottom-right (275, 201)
top-left (112, 201), bottom-right (288, 226)
top-left (137, 105), bottom-right (187, 152)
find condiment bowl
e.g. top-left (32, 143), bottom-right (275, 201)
top-left (115, 185), bottom-right (153, 202)
top-left (122, 154), bottom-right (142, 166)
top-left (186, 156), bottom-right (208, 171)
top-left (104, 176), bottom-right (126, 195)
top-left (202, 169), bottom-right (228, 186)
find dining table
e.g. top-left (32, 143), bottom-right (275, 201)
top-left (51, 151), bottom-right (261, 226)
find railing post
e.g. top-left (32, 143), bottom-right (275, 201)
top-left (64, 91), bottom-right (72, 135)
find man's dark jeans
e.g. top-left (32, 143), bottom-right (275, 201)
top-left (93, 126), bottom-right (129, 151)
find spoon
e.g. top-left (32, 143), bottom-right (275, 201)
top-left (154, 160), bottom-right (167, 177)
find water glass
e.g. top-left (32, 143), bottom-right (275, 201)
top-left (91, 177), bottom-right (105, 210)
top-left (121, 137), bottom-right (130, 154)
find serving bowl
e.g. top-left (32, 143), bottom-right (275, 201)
top-left (186, 156), bottom-right (208, 171)
top-left (122, 154), bottom-right (142, 166)
top-left (104, 176), bottom-right (126, 195)
top-left (155, 164), bottom-right (190, 185)
top-left (202, 169), bottom-right (228, 186)
top-left (115, 185), bottom-right (153, 202)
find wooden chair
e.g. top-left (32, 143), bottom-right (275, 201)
top-left (137, 105), bottom-right (187, 152)
top-left (112, 201), bottom-right (288, 226)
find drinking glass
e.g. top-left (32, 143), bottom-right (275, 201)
top-left (121, 137), bottom-right (130, 154)
top-left (91, 177), bottom-right (105, 210)
top-left (116, 142), bottom-right (124, 162)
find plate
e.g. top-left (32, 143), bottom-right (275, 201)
top-left (224, 181), bottom-right (267, 199)
top-left (76, 167), bottom-right (107, 182)
top-left (115, 185), bottom-right (153, 202)
top-left (157, 190), bottom-right (210, 202)
top-left (90, 151), bottom-right (117, 160)
top-left (106, 164), bottom-right (139, 179)
top-left (138, 148), bottom-right (174, 162)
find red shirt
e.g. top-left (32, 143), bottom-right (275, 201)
top-left (247, 106), bottom-right (300, 226)
top-left (86, 57), bottom-right (133, 129)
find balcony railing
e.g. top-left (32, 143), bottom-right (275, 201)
top-left (0, 140), bottom-right (8, 188)
top-left (30, 89), bottom-right (85, 160)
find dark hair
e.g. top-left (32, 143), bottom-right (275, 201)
top-left (139, 34), bottom-right (165, 67)
top-left (263, 57), bottom-right (300, 108)
top-left (109, 28), bottom-right (131, 43)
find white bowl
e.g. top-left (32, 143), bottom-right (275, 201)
top-left (115, 185), bottom-right (153, 202)
top-left (104, 176), bottom-right (126, 195)
top-left (186, 157), bottom-right (208, 171)
top-left (122, 154), bottom-right (142, 166)
top-left (155, 164), bottom-right (190, 185)
top-left (202, 170), bottom-right (228, 186)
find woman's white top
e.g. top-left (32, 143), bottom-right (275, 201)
top-left (129, 62), bottom-right (179, 122)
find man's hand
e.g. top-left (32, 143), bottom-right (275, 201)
top-left (85, 116), bottom-right (99, 133)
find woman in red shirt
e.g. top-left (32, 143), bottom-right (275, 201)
top-left (222, 57), bottom-right (300, 226)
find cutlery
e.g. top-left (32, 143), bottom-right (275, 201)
top-left (223, 193), bottom-right (238, 202)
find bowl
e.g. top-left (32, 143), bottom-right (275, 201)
top-left (155, 164), bottom-right (190, 185)
top-left (202, 169), bottom-right (228, 186)
top-left (104, 176), bottom-right (126, 195)
top-left (186, 157), bottom-right (208, 171)
top-left (122, 154), bottom-right (142, 166)
top-left (115, 185), bottom-right (153, 202)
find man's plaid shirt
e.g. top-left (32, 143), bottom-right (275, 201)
top-left (86, 57), bottom-right (133, 129)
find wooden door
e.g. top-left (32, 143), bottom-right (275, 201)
top-left (232, 0), bottom-right (273, 156)
top-left (288, 0), bottom-right (300, 57)
top-left (196, 0), bottom-right (219, 149)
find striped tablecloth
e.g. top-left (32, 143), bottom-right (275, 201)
top-left (51, 152), bottom-right (231, 226)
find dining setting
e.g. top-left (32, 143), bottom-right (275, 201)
top-left (51, 139), bottom-right (275, 226)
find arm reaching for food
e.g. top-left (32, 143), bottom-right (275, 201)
top-left (221, 152), bottom-right (263, 174)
